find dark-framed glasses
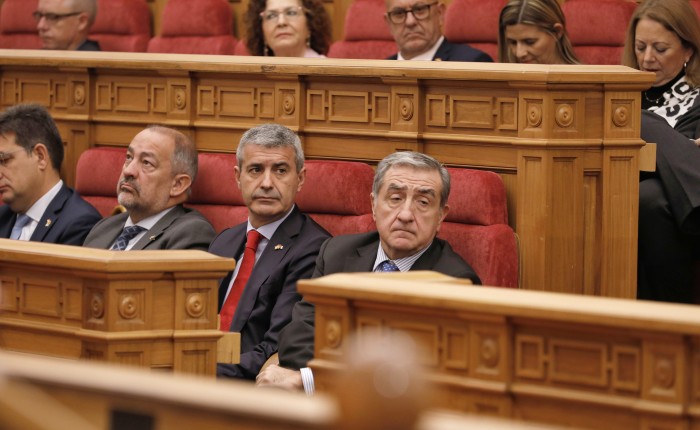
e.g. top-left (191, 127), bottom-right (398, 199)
top-left (260, 6), bottom-right (306, 22)
top-left (385, 1), bottom-right (438, 24)
top-left (0, 149), bottom-right (25, 167)
top-left (32, 11), bottom-right (82, 24)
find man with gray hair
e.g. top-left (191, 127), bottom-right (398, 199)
top-left (209, 123), bottom-right (330, 380)
top-left (35, 0), bottom-right (101, 51)
top-left (257, 151), bottom-right (480, 393)
top-left (83, 125), bottom-right (215, 250)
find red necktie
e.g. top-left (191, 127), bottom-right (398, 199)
top-left (219, 229), bottom-right (263, 331)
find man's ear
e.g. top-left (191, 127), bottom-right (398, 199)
top-left (77, 13), bottom-right (89, 32)
top-left (32, 143), bottom-right (50, 171)
top-left (370, 192), bottom-right (377, 220)
top-left (170, 173), bottom-right (192, 198)
top-left (296, 166), bottom-right (306, 192)
top-left (436, 203), bottom-right (449, 232)
top-left (234, 165), bottom-right (242, 190)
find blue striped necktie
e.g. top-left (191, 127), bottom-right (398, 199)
top-left (10, 214), bottom-right (31, 240)
top-left (377, 260), bottom-right (400, 272)
top-left (111, 225), bottom-right (146, 251)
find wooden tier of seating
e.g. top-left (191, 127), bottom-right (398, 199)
top-left (0, 349), bottom-right (572, 430)
top-left (0, 238), bottom-right (235, 376)
top-left (0, 50), bottom-right (655, 298)
top-left (301, 271), bottom-right (700, 430)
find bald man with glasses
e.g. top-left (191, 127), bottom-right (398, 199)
top-left (384, 0), bottom-right (491, 62)
top-left (35, 0), bottom-right (100, 51)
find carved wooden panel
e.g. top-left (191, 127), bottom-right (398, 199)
top-left (0, 275), bottom-right (18, 312)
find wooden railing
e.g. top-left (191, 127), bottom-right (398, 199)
top-left (0, 238), bottom-right (235, 376)
top-left (0, 51), bottom-right (655, 297)
top-left (301, 271), bottom-right (700, 430)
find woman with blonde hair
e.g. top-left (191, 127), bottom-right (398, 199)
top-left (498, 0), bottom-right (580, 64)
top-left (622, 0), bottom-right (700, 303)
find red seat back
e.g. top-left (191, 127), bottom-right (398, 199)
top-left (443, 0), bottom-right (506, 61)
top-left (562, 0), bottom-right (636, 65)
top-left (89, 0), bottom-right (152, 52)
top-left (327, 0), bottom-right (397, 59)
top-left (0, 0), bottom-right (41, 49)
top-left (147, 0), bottom-right (237, 55)
top-left (74, 147), bottom-right (124, 217)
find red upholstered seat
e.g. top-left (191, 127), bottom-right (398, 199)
top-left (89, 0), bottom-right (151, 52)
top-left (0, 0), bottom-right (41, 49)
top-left (147, 0), bottom-right (237, 55)
top-left (296, 160), bottom-right (376, 236)
top-left (562, 0), bottom-right (636, 65)
top-left (440, 168), bottom-right (518, 288)
top-left (443, 0), bottom-right (506, 61)
top-left (327, 0), bottom-right (397, 59)
top-left (74, 147), bottom-right (124, 217)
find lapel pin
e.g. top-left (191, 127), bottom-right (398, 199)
top-left (45, 219), bottom-right (52, 227)
top-left (274, 244), bottom-right (284, 250)
top-left (149, 235), bottom-right (156, 241)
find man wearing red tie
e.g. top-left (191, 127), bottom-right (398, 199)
top-left (208, 123), bottom-right (330, 380)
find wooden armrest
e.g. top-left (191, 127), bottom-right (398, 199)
top-left (639, 142), bottom-right (656, 172)
top-left (217, 332), bottom-right (241, 364)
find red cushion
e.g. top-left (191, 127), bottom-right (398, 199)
top-left (444, 0), bottom-right (506, 43)
top-left (89, 0), bottom-right (151, 52)
top-left (445, 168), bottom-right (507, 226)
top-left (148, 36), bottom-right (237, 55)
top-left (160, 0), bottom-right (233, 37)
top-left (328, 40), bottom-right (398, 59)
top-left (0, 0), bottom-right (41, 49)
top-left (75, 147), bottom-right (125, 217)
top-left (343, 0), bottom-right (393, 41)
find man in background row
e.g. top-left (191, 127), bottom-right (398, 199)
top-left (257, 151), bottom-right (481, 394)
top-left (0, 103), bottom-right (101, 244)
top-left (36, 0), bottom-right (101, 51)
top-left (210, 123), bottom-right (330, 380)
top-left (83, 126), bottom-right (215, 251)
top-left (385, 0), bottom-right (492, 62)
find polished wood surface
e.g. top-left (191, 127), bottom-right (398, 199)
top-left (0, 238), bottom-right (235, 376)
top-left (0, 51), bottom-right (655, 298)
top-left (301, 272), bottom-right (700, 430)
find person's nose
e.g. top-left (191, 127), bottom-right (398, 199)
top-left (642, 47), bottom-right (655, 65)
top-left (515, 43), bottom-right (528, 60)
top-left (36, 17), bottom-right (48, 31)
top-left (396, 200), bottom-right (415, 223)
top-left (260, 170), bottom-right (274, 189)
top-left (276, 13), bottom-right (288, 26)
top-left (404, 10), bottom-right (418, 26)
top-left (122, 159), bottom-right (137, 178)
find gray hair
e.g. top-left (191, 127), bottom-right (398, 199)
top-left (237, 123), bottom-right (304, 172)
top-left (73, 0), bottom-right (98, 26)
top-left (373, 152), bottom-right (450, 207)
top-left (145, 125), bottom-right (198, 182)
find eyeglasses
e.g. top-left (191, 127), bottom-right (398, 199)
top-left (32, 11), bottom-right (82, 24)
top-left (260, 6), bottom-right (306, 23)
top-left (385, 1), bottom-right (438, 24)
top-left (0, 149), bottom-right (26, 167)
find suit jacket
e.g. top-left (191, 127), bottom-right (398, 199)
top-left (277, 231), bottom-right (480, 369)
top-left (0, 184), bottom-right (101, 245)
top-left (77, 39), bottom-right (101, 51)
top-left (388, 38), bottom-right (493, 62)
top-left (82, 205), bottom-right (215, 250)
top-left (209, 207), bottom-right (330, 379)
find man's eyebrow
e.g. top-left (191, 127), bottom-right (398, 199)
top-left (387, 183), bottom-right (408, 191)
top-left (416, 187), bottom-right (436, 197)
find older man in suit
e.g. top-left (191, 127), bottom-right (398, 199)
top-left (0, 103), bottom-right (101, 245)
top-left (257, 151), bottom-right (480, 393)
top-left (209, 123), bottom-right (330, 380)
top-left (385, 0), bottom-right (491, 61)
top-left (83, 126), bottom-right (215, 251)
top-left (35, 0), bottom-right (101, 51)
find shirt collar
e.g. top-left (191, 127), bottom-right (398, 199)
top-left (373, 239), bottom-right (432, 272)
top-left (125, 206), bottom-right (176, 230)
top-left (25, 180), bottom-right (63, 223)
top-left (245, 205), bottom-right (295, 240)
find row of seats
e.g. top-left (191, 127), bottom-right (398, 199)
top-left (3, 0), bottom-right (700, 63)
top-left (74, 147), bottom-right (520, 288)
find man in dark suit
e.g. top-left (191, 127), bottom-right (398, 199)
top-left (384, 0), bottom-right (491, 62)
top-left (0, 103), bottom-right (101, 245)
top-left (83, 126), bottom-right (215, 251)
top-left (209, 123), bottom-right (330, 380)
top-left (35, 0), bottom-right (101, 51)
top-left (257, 151), bottom-right (480, 393)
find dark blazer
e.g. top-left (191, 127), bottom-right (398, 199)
top-left (277, 231), bottom-right (480, 369)
top-left (82, 205), bottom-right (215, 250)
top-left (0, 184), bottom-right (101, 245)
top-left (77, 39), bottom-right (101, 51)
top-left (209, 206), bottom-right (330, 379)
top-left (388, 38), bottom-right (492, 62)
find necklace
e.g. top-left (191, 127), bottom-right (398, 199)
top-left (643, 91), bottom-right (664, 104)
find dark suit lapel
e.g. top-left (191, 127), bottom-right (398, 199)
top-left (30, 185), bottom-right (69, 242)
top-left (345, 237), bottom-right (379, 272)
top-left (131, 205), bottom-right (185, 250)
top-left (410, 238), bottom-right (441, 270)
top-left (0, 208), bottom-right (14, 238)
top-left (217, 227), bottom-right (247, 310)
top-left (433, 39), bottom-right (450, 61)
top-left (230, 208), bottom-right (304, 332)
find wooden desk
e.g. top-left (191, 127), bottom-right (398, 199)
top-left (301, 272), bottom-right (700, 429)
top-left (0, 239), bottom-right (235, 376)
top-left (0, 51), bottom-right (655, 298)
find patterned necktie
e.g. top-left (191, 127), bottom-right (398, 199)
top-left (110, 225), bottom-right (146, 251)
top-left (10, 214), bottom-right (31, 240)
top-left (377, 260), bottom-right (400, 272)
top-left (219, 229), bottom-right (263, 331)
